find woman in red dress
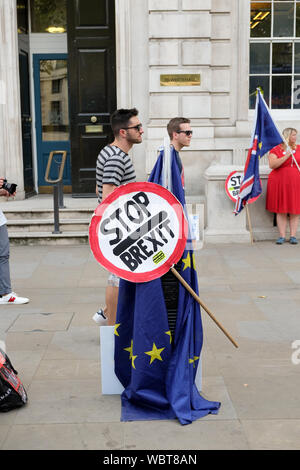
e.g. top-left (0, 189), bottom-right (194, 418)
top-left (266, 128), bottom-right (300, 244)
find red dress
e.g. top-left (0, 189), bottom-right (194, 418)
top-left (266, 144), bottom-right (300, 214)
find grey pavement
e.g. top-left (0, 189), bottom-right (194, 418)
top-left (1, 240), bottom-right (300, 450)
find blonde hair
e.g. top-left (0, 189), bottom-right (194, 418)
top-left (282, 127), bottom-right (297, 149)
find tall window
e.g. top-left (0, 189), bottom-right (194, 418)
top-left (249, 1), bottom-right (300, 109)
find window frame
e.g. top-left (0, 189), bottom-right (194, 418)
top-left (249, 0), bottom-right (300, 112)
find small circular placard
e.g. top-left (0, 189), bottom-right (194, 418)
top-left (89, 182), bottom-right (188, 282)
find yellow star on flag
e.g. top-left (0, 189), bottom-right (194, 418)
top-left (145, 343), bottom-right (165, 365)
top-left (182, 252), bottom-right (191, 271)
top-left (192, 253), bottom-right (196, 269)
top-left (124, 340), bottom-right (133, 359)
top-left (165, 330), bottom-right (172, 344)
top-left (189, 356), bottom-right (200, 368)
top-left (114, 323), bottom-right (121, 336)
top-left (131, 354), bottom-right (138, 369)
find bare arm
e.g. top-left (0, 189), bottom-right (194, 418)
top-left (102, 183), bottom-right (117, 201)
top-left (268, 151), bottom-right (292, 170)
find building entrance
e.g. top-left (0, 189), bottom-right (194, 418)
top-left (66, 0), bottom-right (117, 196)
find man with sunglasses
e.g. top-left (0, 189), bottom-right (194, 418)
top-left (167, 117), bottom-right (193, 189)
top-left (157, 117), bottom-right (194, 336)
top-left (95, 108), bottom-right (144, 326)
top-left (167, 117), bottom-right (193, 150)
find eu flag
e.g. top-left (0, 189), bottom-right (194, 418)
top-left (235, 89), bottom-right (283, 214)
top-left (114, 145), bottom-right (220, 425)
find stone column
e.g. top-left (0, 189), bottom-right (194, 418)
top-left (115, 0), bottom-right (132, 108)
top-left (115, 0), bottom-right (149, 182)
top-left (0, 0), bottom-right (25, 199)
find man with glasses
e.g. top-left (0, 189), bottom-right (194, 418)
top-left (95, 108), bottom-right (144, 326)
top-left (157, 117), bottom-right (193, 335)
top-left (167, 117), bottom-right (193, 189)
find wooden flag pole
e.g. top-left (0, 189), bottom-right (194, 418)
top-left (246, 204), bottom-right (254, 244)
top-left (170, 267), bottom-right (239, 348)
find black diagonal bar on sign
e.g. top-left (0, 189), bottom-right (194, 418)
top-left (112, 211), bottom-right (168, 256)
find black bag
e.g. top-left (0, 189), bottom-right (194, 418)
top-left (0, 348), bottom-right (27, 412)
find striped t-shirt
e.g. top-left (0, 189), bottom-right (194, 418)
top-left (96, 145), bottom-right (136, 202)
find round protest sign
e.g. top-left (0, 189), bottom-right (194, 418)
top-left (225, 171), bottom-right (261, 204)
top-left (89, 182), bottom-right (188, 283)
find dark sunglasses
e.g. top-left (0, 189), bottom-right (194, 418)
top-left (123, 123), bottom-right (143, 131)
top-left (176, 130), bottom-right (193, 136)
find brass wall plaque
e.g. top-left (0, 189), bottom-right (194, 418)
top-left (160, 73), bottom-right (201, 87)
top-left (85, 125), bottom-right (103, 133)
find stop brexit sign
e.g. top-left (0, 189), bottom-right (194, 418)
top-left (89, 182), bottom-right (188, 283)
top-left (225, 170), bottom-right (261, 204)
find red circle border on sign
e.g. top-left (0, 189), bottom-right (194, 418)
top-left (89, 182), bottom-right (188, 283)
top-left (225, 170), bottom-right (261, 204)
top-left (225, 171), bottom-right (240, 202)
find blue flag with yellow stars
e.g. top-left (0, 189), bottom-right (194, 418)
top-left (114, 146), bottom-right (220, 425)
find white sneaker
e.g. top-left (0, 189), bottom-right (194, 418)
top-left (0, 292), bottom-right (29, 305)
top-left (92, 308), bottom-right (107, 325)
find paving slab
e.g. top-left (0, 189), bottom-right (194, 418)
top-left (223, 374), bottom-right (300, 420)
top-left (1, 422), bottom-right (125, 450)
top-left (122, 419), bottom-right (249, 450)
top-left (13, 381), bottom-right (121, 425)
top-left (8, 312), bottom-right (74, 332)
top-left (241, 419), bottom-right (300, 450)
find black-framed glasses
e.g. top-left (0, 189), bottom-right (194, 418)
top-left (176, 130), bottom-right (193, 136)
top-left (123, 123), bottom-right (143, 131)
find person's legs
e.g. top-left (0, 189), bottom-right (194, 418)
top-left (96, 274), bottom-right (119, 326)
top-left (276, 213), bottom-right (287, 238)
top-left (105, 285), bottom-right (119, 326)
top-left (289, 214), bottom-right (300, 238)
top-left (0, 224), bottom-right (11, 296)
top-left (0, 224), bottom-right (29, 304)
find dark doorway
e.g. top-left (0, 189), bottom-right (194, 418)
top-left (17, 0), bottom-right (35, 196)
top-left (67, 0), bottom-right (117, 196)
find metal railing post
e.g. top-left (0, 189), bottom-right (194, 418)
top-left (44, 151), bottom-right (67, 234)
top-left (58, 179), bottom-right (65, 209)
top-left (52, 184), bottom-right (61, 234)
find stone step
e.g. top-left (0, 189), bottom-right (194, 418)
top-left (7, 218), bottom-right (91, 233)
top-left (4, 196), bottom-right (206, 245)
top-left (4, 208), bottom-right (94, 220)
top-left (2, 195), bottom-right (97, 245)
top-left (8, 231), bottom-right (89, 246)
